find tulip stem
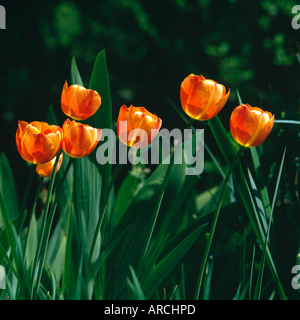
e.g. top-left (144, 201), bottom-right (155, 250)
top-left (30, 151), bottom-right (62, 299)
top-left (55, 156), bottom-right (73, 196)
top-left (32, 154), bottom-right (73, 299)
top-left (61, 156), bottom-right (73, 185)
top-left (194, 145), bottom-right (243, 300)
top-left (17, 166), bottom-right (36, 232)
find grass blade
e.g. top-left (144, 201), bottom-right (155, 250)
top-left (208, 115), bottom-right (286, 300)
top-left (142, 223), bottom-right (208, 298)
top-left (194, 146), bottom-right (243, 299)
top-left (254, 147), bottom-right (287, 300)
top-left (127, 265), bottom-right (146, 300)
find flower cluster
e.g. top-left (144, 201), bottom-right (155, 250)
top-left (16, 73), bottom-right (274, 177)
top-left (16, 82), bottom-right (103, 177)
top-left (180, 73), bottom-right (274, 147)
top-left (16, 82), bottom-right (162, 177)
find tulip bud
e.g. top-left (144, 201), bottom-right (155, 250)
top-left (117, 105), bottom-right (162, 148)
top-left (230, 104), bottom-right (275, 147)
top-left (16, 121), bottom-right (62, 164)
top-left (36, 153), bottom-right (63, 178)
top-left (180, 74), bottom-right (230, 121)
top-left (62, 119), bottom-right (102, 158)
top-left (61, 81), bottom-right (101, 120)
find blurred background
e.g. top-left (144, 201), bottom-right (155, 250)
top-left (0, 0), bottom-right (299, 210)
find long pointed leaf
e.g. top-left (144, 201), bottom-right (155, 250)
top-left (142, 223), bottom-right (207, 298)
top-left (208, 115), bottom-right (286, 300)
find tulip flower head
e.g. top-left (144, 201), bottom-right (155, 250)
top-left (230, 104), bottom-right (274, 148)
top-left (62, 119), bottom-right (102, 158)
top-left (61, 81), bottom-right (101, 121)
top-left (180, 74), bottom-right (230, 121)
top-left (16, 121), bottom-right (62, 164)
top-left (36, 153), bottom-right (63, 178)
top-left (117, 105), bottom-right (162, 149)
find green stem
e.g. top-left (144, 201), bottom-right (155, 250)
top-left (18, 166), bottom-right (35, 230)
top-left (59, 157), bottom-right (73, 190)
top-left (33, 201), bottom-right (58, 299)
top-left (194, 146), bottom-right (243, 300)
top-left (33, 153), bottom-right (74, 299)
top-left (30, 151), bottom-right (62, 299)
top-left (254, 147), bottom-right (286, 300)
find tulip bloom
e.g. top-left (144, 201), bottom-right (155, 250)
top-left (117, 105), bottom-right (162, 148)
top-left (36, 153), bottom-right (63, 178)
top-left (62, 119), bottom-right (102, 158)
top-left (16, 121), bottom-right (62, 164)
top-left (180, 74), bottom-right (230, 121)
top-left (230, 104), bottom-right (274, 147)
top-left (61, 81), bottom-right (101, 120)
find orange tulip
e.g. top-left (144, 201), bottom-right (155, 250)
top-left (62, 119), bottom-right (102, 158)
top-left (117, 105), bottom-right (162, 148)
top-left (180, 74), bottom-right (230, 121)
top-left (16, 121), bottom-right (62, 164)
top-left (230, 104), bottom-right (274, 147)
top-left (61, 81), bottom-right (101, 120)
top-left (36, 153), bottom-right (63, 178)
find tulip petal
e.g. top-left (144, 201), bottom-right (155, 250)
top-left (62, 119), bottom-right (101, 158)
top-left (36, 154), bottom-right (63, 177)
top-left (16, 121), bottom-right (62, 164)
top-left (248, 114), bottom-right (274, 147)
top-left (117, 105), bottom-right (162, 148)
top-left (181, 74), bottom-right (230, 121)
top-left (230, 104), bottom-right (274, 147)
top-left (61, 81), bottom-right (101, 121)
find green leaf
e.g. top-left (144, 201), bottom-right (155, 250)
top-left (274, 120), bottom-right (300, 125)
top-left (51, 235), bottom-right (67, 283)
top-left (106, 159), bottom-right (186, 299)
top-left (208, 115), bottom-right (287, 300)
top-left (126, 265), bottom-right (146, 300)
top-left (195, 184), bottom-right (233, 219)
top-left (208, 116), bottom-right (239, 164)
top-left (88, 50), bottom-right (113, 131)
top-left (114, 170), bottom-right (143, 224)
top-left (142, 223), bottom-right (207, 298)
top-left (24, 212), bottom-right (38, 271)
top-left (254, 147), bottom-right (286, 300)
top-left (0, 192), bottom-right (25, 290)
top-left (47, 265), bottom-right (57, 300)
top-left (247, 169), bottom-right (268, 234)
top-left (0, 153), bottom-right (20, 226)
top-left (70, 56), bottom-right (84, 86)
top-left (250, 147), bottom-right (271, 219)
top-left (237, 90), bottom-right (271, 220)
top-left (73, 157), bottom-right (102, 258)
top-left (88, 50), bottom-right (113, 212)
top-left (62, 197), bottom-right (73, 297)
